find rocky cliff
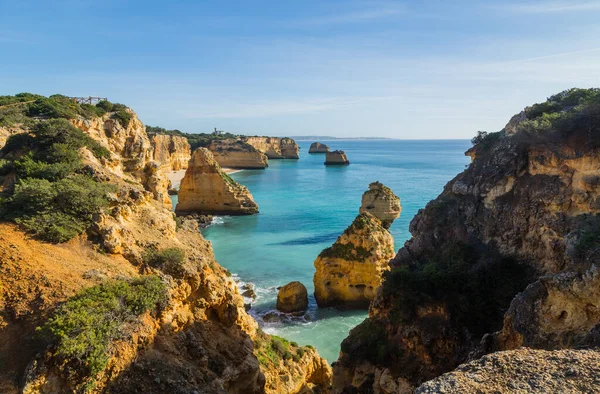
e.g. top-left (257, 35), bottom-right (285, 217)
top-left (150, 134), bottom-right (191, 171)
top-left (244, 136), bottom-right (300, 159)
top-left (313, 212), bottom-right (395, 308)
top-left (332, 88), bottom-right (600, 392)
top-left (175, 148), bottom-right (259, 215)
top-left (207, 139), bottom-right (269, 169)
top-left (0, 95), bottom-right (330, 394)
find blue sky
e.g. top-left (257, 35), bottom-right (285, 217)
top-left (1, 1), bottom-right (599, 138)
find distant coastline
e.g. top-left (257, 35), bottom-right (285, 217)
top-left (289, 136), bottom-right (394, 140)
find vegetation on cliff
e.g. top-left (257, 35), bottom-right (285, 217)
top-left (0, 93), bottom-right (132, 128)
top-left (39, 276), bottom-right (166, 389)
top-left (146, 125), bottom-right (239, 150)
top-left (0, 119), bottom-right (114, 242)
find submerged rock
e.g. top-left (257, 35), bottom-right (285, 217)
top-left (313, 212), bottom-right (395, 308)
top-left (309, 142), bottom-right (330, 153)
top-left (324, 150), bottom-right (349, 165)
top-left (360, 181), bottom-right (401, 229)
top-left (276, 281), bottom-right (309, 313)
top-left (175, 148), bottom-right (259, 215)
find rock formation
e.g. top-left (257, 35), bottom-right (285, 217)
top-left (415, 348), bottom-right (600, 394)
top-left (0, 95), bottom-right (331, 394)
top-left (324, 150), bottom-right (349, 165)
top-left (360, 181), bottom-right (401, 229)
top-left (150, 134), bottom-right (191, 171)
top-left (276, 281), bottom-right (309, 313)
top-left (308, 142), bottom-right (330, 153)
top-left (313, 212), bottom-right (395, 308)
top-left (176, 148), bottom-right (259, 215)
top-left (244, 136), bottom-right (300, 159)
top-left (207, 139), bottom-right (269, 169)
top-left (332, 88), bottom-right (600, 392)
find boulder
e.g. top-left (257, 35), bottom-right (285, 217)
top-left (324, 150), bottom-right (349, 165)
top-left (175, 148), bottom-right (259, 215)
top-left (360, 181), bottom-right (401, 229)
top-left (309, 142), bottom-right (330, 153)
top-left (276, 281), bottom-right (309, 313)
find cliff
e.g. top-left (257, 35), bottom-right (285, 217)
top-left (207, 139), bottom-right (269, 169)
top-left (313, 212), bottom-right (395, 308)
top-left (0, 95), bottom-right (330, 394)
top-left (244, 136), bottom-right (300, 159)
top-left (415, 348), bottom-right (600, 394)
top-left (332, 88), bottom-right (600, 392)
top-left (175, 148), bottom-right (259, 215)
top-left (150, 134), bottom-right (191, 171)
top-left (308, 142), bottom-right (330, 153)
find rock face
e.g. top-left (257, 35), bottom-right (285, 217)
top-left (332, 89), bottom-right (600, 392)
top-left (176, 148), bottom-right (259, 215)
top-left (244, 136), bottom-right (300, 159)
top-left (324, 150), bottom-right (349, 165)
top-left (313, 212), bottom-right (395, 308)
top-left (308, 142), bottom-right (330, 153)
top-left (207, 139), bottom-right (269, 169)
top-left (1, 97), bottom-right (332, 394)
top-left (360, 181), bottom-right (401, 229)
top-left (482, 265), bottom-right (600, 353)
top-left (151, 134), bottom-right (191, 171)
top-left (416, 348), bottom-right (600, 394)
top-left (276, 282), bottom-right (309, 313)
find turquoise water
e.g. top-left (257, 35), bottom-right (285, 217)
top-left (174, 140), bottom-right (471, 362)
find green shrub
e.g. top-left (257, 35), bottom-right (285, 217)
top-left (2, 175), bottom-right (114, 242)
top-left (95, 100), bottom-right (113, 112)
top-left (31, 119), bottom-right (109, 159)
top-left (319, 242), bottom-right (371, 262)
top-left (143, 247), bottom-right (186, 277)
top-left (39, 276), bottom-right (166, 385)
top-left (111, 109), bottom-right (132, 128)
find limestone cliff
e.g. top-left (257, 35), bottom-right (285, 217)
top-left (150, 134), bottom-right (191, 171)
top-left (0, 96), bottom-right (331, 394)
top-left (207, 139), bottom-right (269, 169)
top-left (244, 136), bottom-right (300, 159)
top-left (313, 212), bottom-right (395, 308)
top-left (360, 181), bottom-right (401, 229)
top-left (332, 88), bottom-right (600, 392)
top-left (308, 142), bottom-right (330, 153)
top-left (415, 348), bottom-right (600, 394)
top-left (175, 148), bottom-right (259, 215)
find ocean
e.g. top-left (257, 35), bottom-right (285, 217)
top-left (173, 139), bottom-right (471, 362)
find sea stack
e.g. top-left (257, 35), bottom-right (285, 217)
top-left (175, 148), bottom-right (258, 215)
top-left (324, 150), bottom-right (349, 165)
top-left (313, 212), bottom-right (395, 308)
top-left (360, 181), bottom-right (401, 229)
top-left (309, 142), bottom-right (330, 153)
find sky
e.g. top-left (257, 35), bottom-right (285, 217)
top-left (1, 1), bottom-right (600, 139)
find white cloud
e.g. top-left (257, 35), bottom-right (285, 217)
top-left (501, 1), bottom-right (600, 13)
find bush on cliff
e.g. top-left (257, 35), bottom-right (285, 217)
top-left (381, 244), bottom-right (535, 338)
top-left (0, 119), bottom-right (114, 242)
top-left (39, 276), bottom-right (167, 386)
top-left (143, 247), bottom-right (187, 277)
top-left (146, 125), bottom-right (240, 150)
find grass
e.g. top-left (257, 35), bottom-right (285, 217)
top-left (142, 247), bottom-right (187, 277)
top-left (253, 330), bottom-right (307, 367)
